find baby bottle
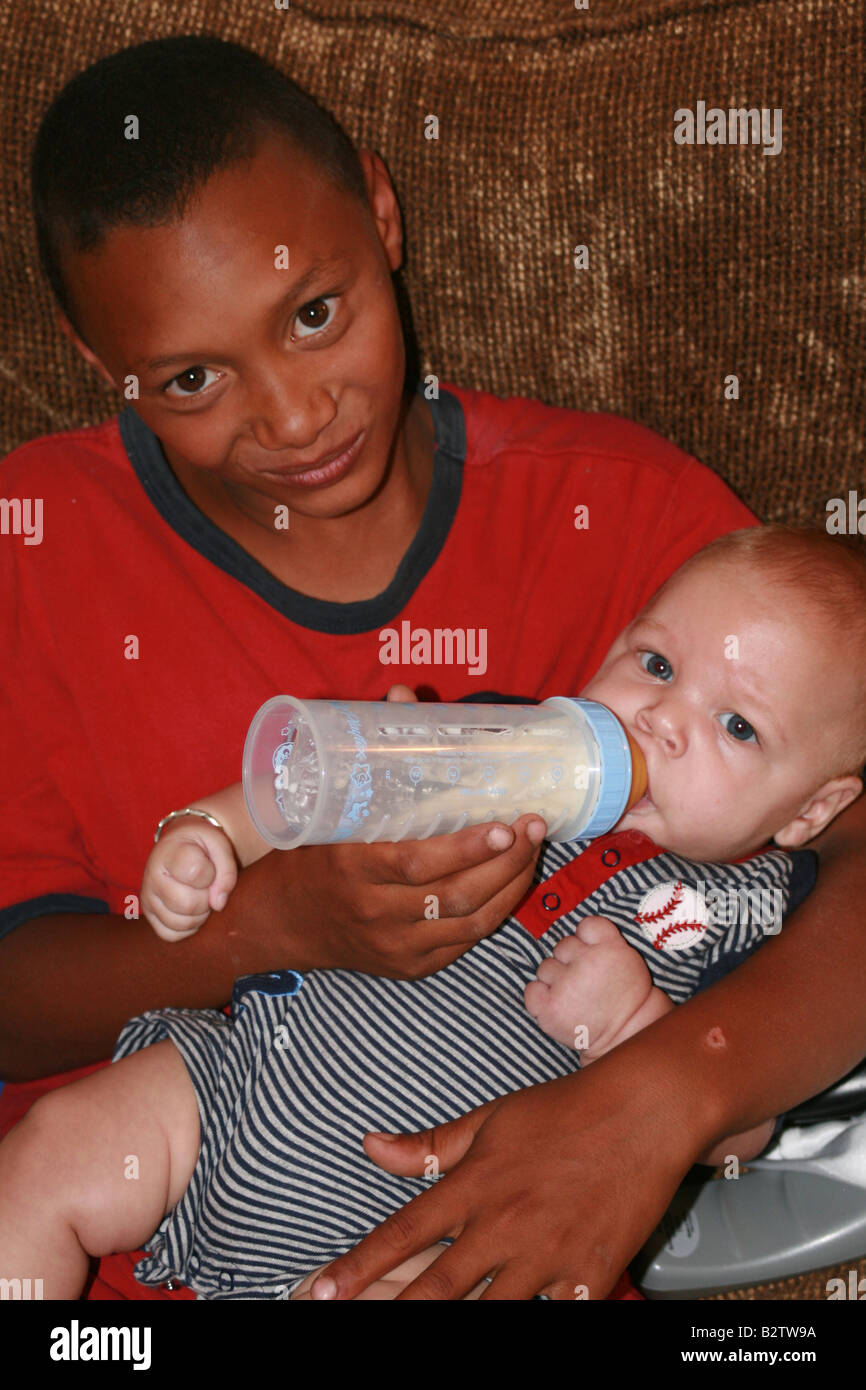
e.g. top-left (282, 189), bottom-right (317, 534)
top-left (243, 695), bottom-right (647, 850)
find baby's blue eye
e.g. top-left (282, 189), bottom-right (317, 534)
top-left (720, 712), bottom-right (757, 743)
top-left (639, 650), bottom-right (673, 681)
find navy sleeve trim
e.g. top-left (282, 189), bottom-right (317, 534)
top-left (785, 846), bottom-right (819, 914)
top-left (456, 690), bottom-right (541, 704)
top-left (119, 383), bottom-right (465, 636)
top-left (0, 894), bottom-right (111, 944)
top-left (693, 848), bottom-right (818, 996)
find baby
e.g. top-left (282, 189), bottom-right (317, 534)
top-left (2, 524), bottom-right (864, 1300)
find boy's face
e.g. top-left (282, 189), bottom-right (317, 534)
top-left (582, 558), bottom-right (860, 860)
top-left (57, 132), bottom-right (410, 527)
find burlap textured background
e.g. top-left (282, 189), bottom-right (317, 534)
top-left (1, 0), bottom-right (863, 522)
top-left (0, 0), bottom-right (863, 1302)
top-left (702, 1253), bottom-right (866, 1301)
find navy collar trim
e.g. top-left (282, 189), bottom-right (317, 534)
top-left (118, 385), bottom-right (465, 635)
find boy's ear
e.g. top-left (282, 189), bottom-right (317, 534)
top-left (56, 309), bottom-right (117, 389)
top-left (773, 775), bottom-right (864, 848)
top-left (355, 148), bottom-right (403, 274)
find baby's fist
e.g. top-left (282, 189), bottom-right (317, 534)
top-left (142, 821), bottom-right (237, 941)
top-left (525, 916), bottom-right (653, 1056)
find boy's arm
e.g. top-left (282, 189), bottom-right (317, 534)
top-left (581, 981), bottom-right (775, 1164)
top-left (0, 818), bottom-right (545, 1080)
top-left (312, 793), bottom-right (866, 1300)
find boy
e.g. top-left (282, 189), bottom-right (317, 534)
top-left (1, 525), bottom-right (862, 1299)
top-left (3, 34), bottom-right (865, 1302)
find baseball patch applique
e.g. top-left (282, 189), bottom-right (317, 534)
top-left (635, 880), bottom-right (709, 951)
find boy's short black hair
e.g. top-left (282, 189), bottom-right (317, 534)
top-left (31, 34), bottom-right (368, 339)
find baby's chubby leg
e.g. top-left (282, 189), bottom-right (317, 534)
top-left (0, 1040), bottom-right (199, 1298)
top-left (291, 1244), bottom-right (489, 1300)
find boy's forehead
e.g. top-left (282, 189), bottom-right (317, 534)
top-left (62, 132), bottom-right (372, 356)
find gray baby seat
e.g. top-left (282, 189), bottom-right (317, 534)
top-left (633, 1058), bottom-right (866, 1297)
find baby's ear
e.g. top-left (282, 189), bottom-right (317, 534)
top-left (773, 775), bottom-right (863, 848)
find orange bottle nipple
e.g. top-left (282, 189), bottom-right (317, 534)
top-left (623, 731), bottom-right (648, 811)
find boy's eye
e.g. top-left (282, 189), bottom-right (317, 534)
top-left (638, 650), bottom-right (673, 681)
top-left (164, 365), bottom-right (220, 398)
top-left (719, 711), bottom-right (758, 743)
top-left (160, 295), bottom-right (339, 396)
top-left (293, 296), bottom-right (337, 339)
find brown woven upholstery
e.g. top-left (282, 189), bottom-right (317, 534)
top-left (1, 0), bottom-right (862, 1301)
top-left (702, 1254), bottom-right (866, 1301)
top-left (2, 0), bottom-right (863, 526)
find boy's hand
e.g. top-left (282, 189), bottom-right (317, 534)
top-left (257, 684), bottom-right (546, 980)
top-left (278, 813), bottom-right (545, 979)
top-left (142, 820), bottom-right (238, 941)
top-left (309, 1061), bottom-right (694, 1301)
top-left (525, 916), bottom-right (657, 1057)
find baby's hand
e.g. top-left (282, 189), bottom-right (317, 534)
top-left (524, 916), bottom-right (658, 1059)
top-left (141, 819), bottom-right (238, 941)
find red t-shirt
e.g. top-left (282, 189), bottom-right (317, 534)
top-left (0, 382), bottom-right (757, 1298)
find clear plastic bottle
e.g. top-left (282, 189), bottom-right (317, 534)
top-left (243, 695), bottom-right (647, 850)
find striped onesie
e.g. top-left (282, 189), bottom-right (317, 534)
top-left (113, 828), bottom-right (816, 1298)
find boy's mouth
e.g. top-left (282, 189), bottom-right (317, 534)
top-left (259, 429), bottom-right (365, 488)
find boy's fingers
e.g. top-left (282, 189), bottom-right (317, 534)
top-left (311, 1103), bottom-right (504, 1299)
top-left (395, 1242), bottom-right (497, 1301)
top-left (371, 814), bottom-right (545, 891)
top-left (420, 830), bottom-right (544, 945)
top-left (384, 684), bottom-right (418, 703)
top-left (309, 1183), bottom-right (466, 1301)
top-left (361, 1099), bottom-right (499, 1177)
top-left (479, 1262), bottom-right (554, 1300)
top-left (368, 821), bottom-right (512, 887)
top-left (393, 839), bottom-right (543, 960)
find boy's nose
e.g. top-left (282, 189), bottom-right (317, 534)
top-left (635, 704), bottom-right (687, 758)
top-left (245, 368), bottom-right (337, 454)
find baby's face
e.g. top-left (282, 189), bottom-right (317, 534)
top-left (581, 557), bottom-right (849, 860)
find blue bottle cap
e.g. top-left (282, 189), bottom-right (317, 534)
top-left (543, 698), bottom-right (633, 840)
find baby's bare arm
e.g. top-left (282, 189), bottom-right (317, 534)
top-left (182, 782), bottom-right (272, 869)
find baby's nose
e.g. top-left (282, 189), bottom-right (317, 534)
top-left (636, 703), bottom-right (686, 757)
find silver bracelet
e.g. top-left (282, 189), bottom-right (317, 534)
top-left (154, 807), bottom-right (227, 844)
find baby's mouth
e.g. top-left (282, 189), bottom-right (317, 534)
top-left (631, 771), bottom-right (655, 812)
